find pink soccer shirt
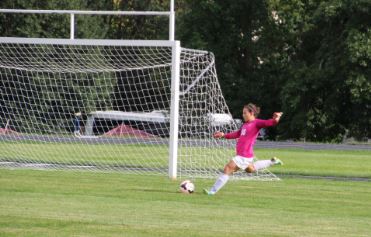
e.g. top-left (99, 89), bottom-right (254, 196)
top-left (224, 119), bottom-right (278, 158)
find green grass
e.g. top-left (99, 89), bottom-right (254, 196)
top-left (254, 148), bottom-right (371, 178)
top-left (0, 140), bottom-right (231, 170)
top-left (0, 168), bottom-right (371, 237)
top-left (1, 140), bottom-right (370, 178)
top-left (1, 142), bottom-right (371, 236)
top-left (0, 140), bottom-right (170, 167)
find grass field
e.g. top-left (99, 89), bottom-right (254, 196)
top-left (1, 147), bottom-right (371, 236)
top-left (1, 140), bottom-right (371, 178)
top-left (254, 148), bottom-right (371, 178)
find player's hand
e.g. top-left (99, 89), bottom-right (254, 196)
top-left (273, 112), bottom-right (283, 121)
top-left (213, 131), bottom-right (225, 139)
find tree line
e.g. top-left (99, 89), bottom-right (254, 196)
top-left (0, 0), bottom-right (369, 142)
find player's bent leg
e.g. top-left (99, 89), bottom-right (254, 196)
top-left (224, 160), bottom-right (240, 175)
top-left (204, 160), bottom-right (239, 195)
top-left (271, 157), bottom-right (283, 165)
top-left (245, 164), bottom-right (256, 173)
top-left (253, 157), bottom-right (284, 172)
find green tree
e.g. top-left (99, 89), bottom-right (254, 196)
top-left (0, 0), bottom-right (110, 38)
top-left (179, 0), bottom-right (370, 142)
top-left (104, 0), bottom-right (170, 40)
top-left (179, 1), bottom-right (280, 114)
top-left (1, 0), bottom-right (369, 141)
top-left (273, 0), bottom-right (370, 141)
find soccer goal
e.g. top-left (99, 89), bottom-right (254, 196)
top-left (0, 7), bottom-right (279, 181)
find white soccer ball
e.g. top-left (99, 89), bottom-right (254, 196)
top-left (179, 180), bottom-right (195, 194)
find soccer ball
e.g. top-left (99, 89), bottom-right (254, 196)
top-left (179, 180), bottom-right (195, 194)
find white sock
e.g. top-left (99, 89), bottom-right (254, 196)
top-left (210, 174), bottom-right (229, 193)
top-left (254, 160), bottom-right (273, 171)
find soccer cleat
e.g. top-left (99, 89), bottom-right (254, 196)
top-left (271, 157), bottom-right (283, 166)
top-left (203, 188), bottom-right (215, 196)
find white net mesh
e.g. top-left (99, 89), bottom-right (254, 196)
top-left (0, 39), bottom-right (279, 180)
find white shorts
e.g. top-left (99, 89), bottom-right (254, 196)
top-left (232, 156), bottom-right (254, 170)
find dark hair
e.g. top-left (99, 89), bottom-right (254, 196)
top-left (244, 103), bottom-right (260, 117)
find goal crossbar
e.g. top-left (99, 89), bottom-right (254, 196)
top-left (0, 37), bottom-right (178, 47)
top-left (0, 9), bottom-right (171, 16)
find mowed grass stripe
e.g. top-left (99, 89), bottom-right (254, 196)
top-left (0, 169), bottom-right (371, 237)
top-left (1, 140), bottom-right (370, 178)
top-left (254, 148), bottom-right (371, 178)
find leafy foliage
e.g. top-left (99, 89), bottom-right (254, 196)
top-left (0, 0), bottom-right (369, 141)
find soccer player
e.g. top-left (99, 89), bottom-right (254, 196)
top-left (204, 103), bottom-right (283, 195)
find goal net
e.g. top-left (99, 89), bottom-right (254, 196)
top-left (0, 38), bottom-right (279, 180)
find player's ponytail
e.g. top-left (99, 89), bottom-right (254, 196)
top-left (244, 103), bottom-right (260, 117)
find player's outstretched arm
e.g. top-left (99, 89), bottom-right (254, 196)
top-left (213, 131), bottom-right (225, 139)
top-left (214, 130), bottom-right (241, 139)
top-left (273, 112), bottom-right (283, 123)
top-left (256, 112), bottom-right (283, 128)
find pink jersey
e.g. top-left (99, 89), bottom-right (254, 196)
top-left (224, 119), bottom-right (278, 158)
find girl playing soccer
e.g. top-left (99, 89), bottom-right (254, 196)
top-left (204, 103), bottom-right (283, 195)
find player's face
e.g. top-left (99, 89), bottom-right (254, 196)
top-left (242, 108), bottom-right (255, 122)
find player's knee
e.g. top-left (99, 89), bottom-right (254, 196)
top-left (245, 165), bottom-right (256, 173)
top-left (223, 165), bottom-right (234, 175)
top-left (223, 166), bottom-right (230, 174)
